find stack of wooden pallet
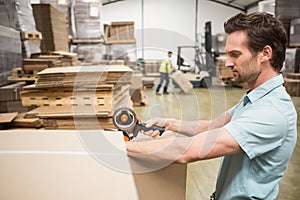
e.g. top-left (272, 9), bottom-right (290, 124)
top-left (20, 65), bottom-right (133, 129)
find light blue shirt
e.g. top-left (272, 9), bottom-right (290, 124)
top-left (215, 74), bottom-right (297, 199)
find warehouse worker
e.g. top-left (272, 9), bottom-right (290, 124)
top-left (155, 51), bottom-right (174, 95)
top-left (126, 12), bottom-right (297, 200)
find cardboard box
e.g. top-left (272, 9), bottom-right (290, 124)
top-left (172, 70), bottom-right (193, 93)
top-left (0, 130), bottom-right (187, 200)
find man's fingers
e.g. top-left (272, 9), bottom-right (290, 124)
top-left (145, 119), bottom-right (156, 128)
top-left (140, 129), bottom-right (161, 139)
top-left (141, 129), bottom-right (154, 136)
top-left (151, 130), bottom-right (161, 139)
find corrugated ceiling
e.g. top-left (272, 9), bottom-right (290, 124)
top-left (207, 0), bottom-right (263, 12)
top-left (102, 0), bottom-right (263, 12)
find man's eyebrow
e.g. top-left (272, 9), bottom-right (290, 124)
top-left (227, 50), bottom-right (241, 54)
top-left (226, 50), bottom-right (242, 55)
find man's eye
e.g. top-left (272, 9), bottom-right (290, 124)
top-left (230, 53), bottom-right (240, 58)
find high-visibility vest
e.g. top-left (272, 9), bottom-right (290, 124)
top-left (159, 58), bottom-right (172, 74)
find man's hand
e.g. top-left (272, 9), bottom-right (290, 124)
top-left (141, 117), bottom-right (173, 138)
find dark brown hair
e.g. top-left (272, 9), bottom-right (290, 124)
top-left (224, 12), bottom-right (287, 71)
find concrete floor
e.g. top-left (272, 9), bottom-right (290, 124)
top-left (134, 78), bottom-right (300, 200)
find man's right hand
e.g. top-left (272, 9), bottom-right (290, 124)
top-left (141, 117), bottom-right (172, 138)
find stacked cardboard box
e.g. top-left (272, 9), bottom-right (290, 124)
top-left (0, 82), bottom-right (31, 113)
top-left (290, 18), bottom-right (300, 47)
top-left (76, 43), bottom-right (106, 62)
top-left (8, 51), bottom-right (81, 82)
top-left (71, 0), bottom-right (105, 63)
top-left (72, 0), bottom-right (103, 39)
top-left (108, 43), bottom-right (137, 63)
top-left (144, 60), bottom-right (161, 76)
top-left (275, 0), bottom-right (300, 19)
top-left (0, 129), bottom-right (187, 200)
top-left (0, 0), bottom-right (41, 58)
top-left (130, 73), bottom-right (148, 106)
top-left (40, 0), bottom-right (69, 13)
top-left (284, 73), bottom-right (300, 97)
top-left (105, 21), bottom-right (135, 44)
top-left (172, 71), bottom-right (193, 94)
top-left (0, 25), bottom-right (22, 86)
top-left (275, 0), bottom-right (300, 47)
top-left (32, 4), bottom-right (69, 52)
top-left (20, 65), bottom-right (133, 129)
top-left (216, 56), bottom-right (233, 79)
top-left (142, 77), bottom-right (155, 89)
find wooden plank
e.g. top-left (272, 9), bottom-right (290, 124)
top-left (111, 21), bottom-right (134, 26)
top-left (12, 113), bottom-right (42, 128)
top-left (105, 39), bottom-right (136, 44)
top-left (0, 112), bottom-right (18, 123)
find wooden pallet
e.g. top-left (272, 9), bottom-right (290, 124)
top-left (8, 68), bottom-right (37, 82)
top-left (105, 39), bottom-right (136, 44)
top-left (21, 32), bottom-right (42, 40)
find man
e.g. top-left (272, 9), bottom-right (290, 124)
top-left (126, 12), bottom-right (297, 199)
top-left (156, 51), bottom-right (174, 95)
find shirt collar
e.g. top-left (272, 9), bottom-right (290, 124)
top-left (245, 74), bottom-right (284, 105)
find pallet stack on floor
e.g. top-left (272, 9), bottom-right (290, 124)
top-left (20, 65), bottom-right (133, 129)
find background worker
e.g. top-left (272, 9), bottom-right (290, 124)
top-left (126, 12), bottom-right (297, 199)
top-left (156, 51), bottom-right (175, 95)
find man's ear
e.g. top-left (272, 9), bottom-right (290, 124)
top-left (260, 45), bottom-right (272, 63)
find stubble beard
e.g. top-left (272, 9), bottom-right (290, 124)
top-left (234, 56), bottom-right (261, 84)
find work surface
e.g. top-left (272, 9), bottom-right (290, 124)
top-left (0, 130), bottom-right (139, 200)
top-left (135, 83), bottom-right (300, 200)
top-left (0, 129), bottom-right (187, 200)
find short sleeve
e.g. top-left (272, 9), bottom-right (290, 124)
top-left (224, 106), bottom-right (288, 159)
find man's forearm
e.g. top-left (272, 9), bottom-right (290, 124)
top-left (166, 118), bottom-right (210, 136)
top-left (167, 112), bottom-right (231, 136)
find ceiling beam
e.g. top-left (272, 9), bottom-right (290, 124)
top-left (208, 0), bottom-right (246, 12)
top-left (103, 0), bottom-right (125, 6)
top-left (245, 0), bottom-right (262, 11)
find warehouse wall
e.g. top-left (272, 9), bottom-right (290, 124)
top-left (102, 0), bottom-right (258, 59)
top-left (30, 0), bottom-right (258, 60)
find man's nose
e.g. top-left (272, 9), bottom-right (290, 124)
top-left (225, 58), bottom-right (234, 68)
